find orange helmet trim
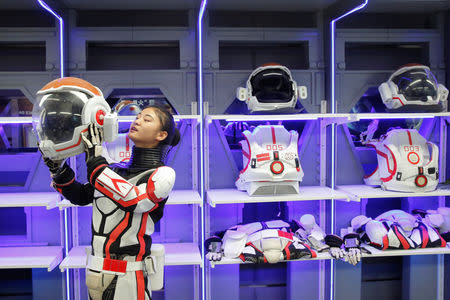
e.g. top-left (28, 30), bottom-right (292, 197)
top-left (39, 77), bottom-right (101, 96)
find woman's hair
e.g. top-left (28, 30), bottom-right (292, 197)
top-left (144, 104), bottom-right (180, 147)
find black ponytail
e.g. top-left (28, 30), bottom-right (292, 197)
top-left (170, 128), bottom-right (181, 147)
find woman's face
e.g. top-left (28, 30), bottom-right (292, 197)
top-left (128, 107), bottom-right (168, 148)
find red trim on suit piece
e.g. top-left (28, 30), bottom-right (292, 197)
top-left (393, 226), bottom-right (410, 249)
top-left (146, 169), bottom-right (163, 203)
top-left (382, 235), bottom-right (389, 250)
top-left (393, 96), bottom-right (405, 106)
top-left (54, 177), bottom-right (75, 187)
top-left (136, 270), bottom-right (145, 300)
top-left (303, 243), bottom-right (317, 258)
top-left (284, 242), bottom-right (292, 260)
top-left (377, 145), bottom-right (397, 182)
top-left (419, 224), bottom-right (429, 248)
top-left (136, 212), bottom-right (149, 262)
top-left (56, 128), bottom-right (88, 152)
top-left (240, 137), bottom-right (251, 174)
top-left (271, 126), bottom-right (276, 144)
top-left (102, 258), bottom-right (127, 273)
top-left (89, 164), bottom-right (108, 184)
top-left (278, 230), bottom-right (293, 240)
top-left (407, 131), bottom-right (413, 145)
top-left (105, 212), bottom-right (130, 259)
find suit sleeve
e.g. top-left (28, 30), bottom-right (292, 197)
top-left (89, 162), bottom-right (176, 213)
top-left (51, 162), bottom-right (94, 206)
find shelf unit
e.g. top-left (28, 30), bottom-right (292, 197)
top-left (337, 184), bottom-right (450, 202)
top-left (58, 189), bottom-right (202, 209)
top-left (1, 2), bottom-right (449, 300)
top-left (0, 246), bottom-right (63, 271)
top-left (209, 244), bottom-right (450, 267)
top-left (0, 192), bottom-right (60, 209)
top-left (0, 115), bottom-right (202, 124)
top-left (207, 186), bottom-right (349, 207)
top-left (204, 94), bottom-right (450, 299)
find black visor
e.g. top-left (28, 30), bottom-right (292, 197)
top-left (250, 68), bottom-right (294, 103)
top-left (39, 91), bottom-right (86, 144)
top-left (391, 68), bottom-right (438, 102)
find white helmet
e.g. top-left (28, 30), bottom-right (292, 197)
top-left (378, 64), bottom-right (448, 112)
top-left (236, 64), bottom-right (304, 112)
top-left (32, 77), bottom-right (118, 160)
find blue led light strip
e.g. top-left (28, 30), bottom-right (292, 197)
top-left (197, 1), bottom-right (208, 300)
top-left (36, 1), bottom-right (69, 299)
top-left (329, 2), bottom-right (368, 300)
top-left (63, 208), bottom-right (71, 299)
top-left (37, 0), bottom-right (64, 78)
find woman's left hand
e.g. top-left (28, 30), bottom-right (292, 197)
top-left (82, 124), bottom-right (104, 162)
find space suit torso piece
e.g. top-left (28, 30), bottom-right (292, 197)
top-left (90, 167), bottom-right (164, 259)
top-left (364, 129), bottom-right (439, 192)
top-left (235, 125), bottom-right (304, 196)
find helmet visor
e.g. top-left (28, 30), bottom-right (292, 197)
top-left (391, 68), bottom-right (438, 102)
top-left (250, 68), bottom-right (294, 103)
top-left (32, 91), bottom-right (87, 144)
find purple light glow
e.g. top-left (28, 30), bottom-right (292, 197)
top-left (35, 1), bottom-right (69, 299)
top-left (330, 2), bottom-right (368, 300)
top-left (36, 0), bottom-right (64, 78)
top-left (197, 1), bottom-right (208, 300)
top-left (356, 114), bottom-right (435, 120)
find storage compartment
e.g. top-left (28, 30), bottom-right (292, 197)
top-left (86, 42), bottom-right (180, 70)
top-left (0, 42), bottom-right (46, 72)
top-left (345, 42), bottom-right (429, 70)
top-left (219, 41), bottom-right (309, 70)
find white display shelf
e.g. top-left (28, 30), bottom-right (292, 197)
top-left (58, 189), bottom-right (202, 209)
top-left (59, 243), bottom-right (201, 271)
top-left (0, 117), bottom-right (33, 124)
top-left (347, 112), bottom-right (450, 121)
top-left (206, 114), bottom-right (345, 122)
top-left (164, 243), bottom-right (202, 266)
top-left (207, 186), bottom-right (349, 207)
top-left (210, 251), bottom-right (331, 267)
top-left (361, 244), bottom-right (450, 257)
top-left (337, 184), bottom-right (450, 202)
top-left (0, 246), bottom-right (63, 271)
top-left (0, 192), bottom-right (60, 209)
top-left (118, 115), bottom-right (200, 122)
top-left (206, 112), bottom-right (450, 123)
top-left (210, 244), bottom-right (450, 267)
top-left (0, 113), bottom-right (447, 125)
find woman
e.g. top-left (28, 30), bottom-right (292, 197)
top-left (44, 104), bottom-right (180, 300)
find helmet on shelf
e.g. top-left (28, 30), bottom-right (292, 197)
top-left (378, 64), bottom-right (448, 112)
top-left (236, 63), bottom-right (306, 113)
